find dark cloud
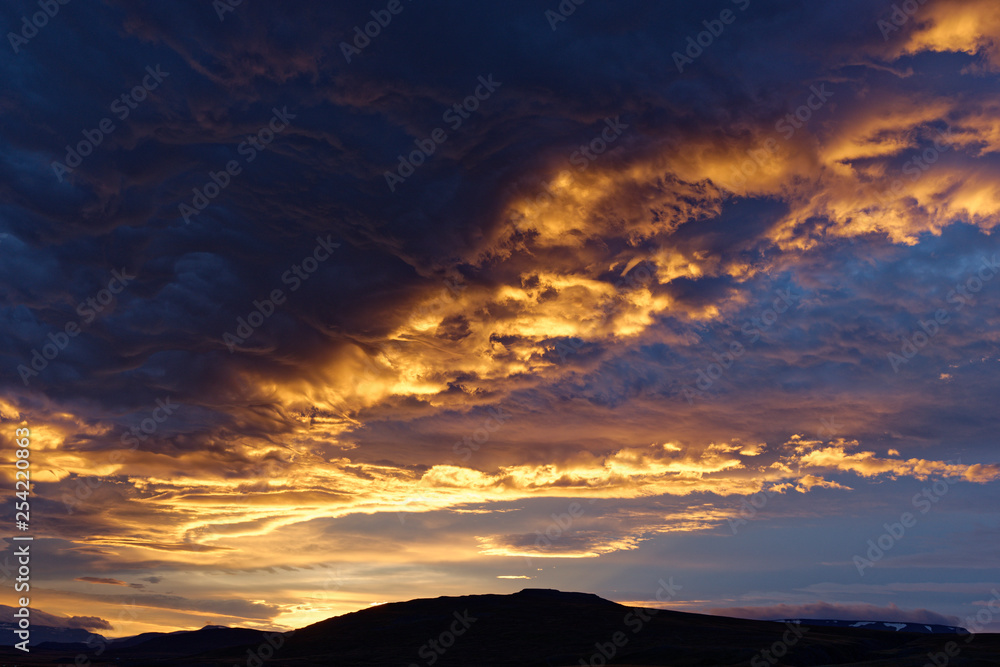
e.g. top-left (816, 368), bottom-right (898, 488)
top-left (0, 604), bottom-right (111, 630)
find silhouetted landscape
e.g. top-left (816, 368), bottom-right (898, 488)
top-left (3, 589), bottom-right (998, 666)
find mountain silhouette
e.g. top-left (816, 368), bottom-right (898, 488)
top-left (3, 589), bottom-right (998, 666)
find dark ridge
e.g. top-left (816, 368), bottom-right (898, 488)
top-left (1, 590), bottom-right (996, 666)
top-left (784, 618), bottom-right (969, 634)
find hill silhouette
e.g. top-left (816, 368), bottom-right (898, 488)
top-left (2, 588), bottom-right (998, 666)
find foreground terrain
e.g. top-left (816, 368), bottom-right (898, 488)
top-left (2, 588), bottom-right (998, 666)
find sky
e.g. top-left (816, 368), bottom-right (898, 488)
top-left (1, 0), bottom-right (1000, 639)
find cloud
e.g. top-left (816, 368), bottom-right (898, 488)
top-left (0, 604), bottom-right (111, 630)
top-left (0, 0), bottom-right (998, 635)
top-left (41, 590), bottom-right (280, 621)
top-left (894, 0), bottom-right (1000, 70)
top-left (76, 576), bottom-right (131, 586)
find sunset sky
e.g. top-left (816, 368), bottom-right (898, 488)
top-left (2, 0), bottom-right (1000, 638)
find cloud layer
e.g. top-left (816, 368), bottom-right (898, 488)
top-left (0, 0), bottom-right (998, 635)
